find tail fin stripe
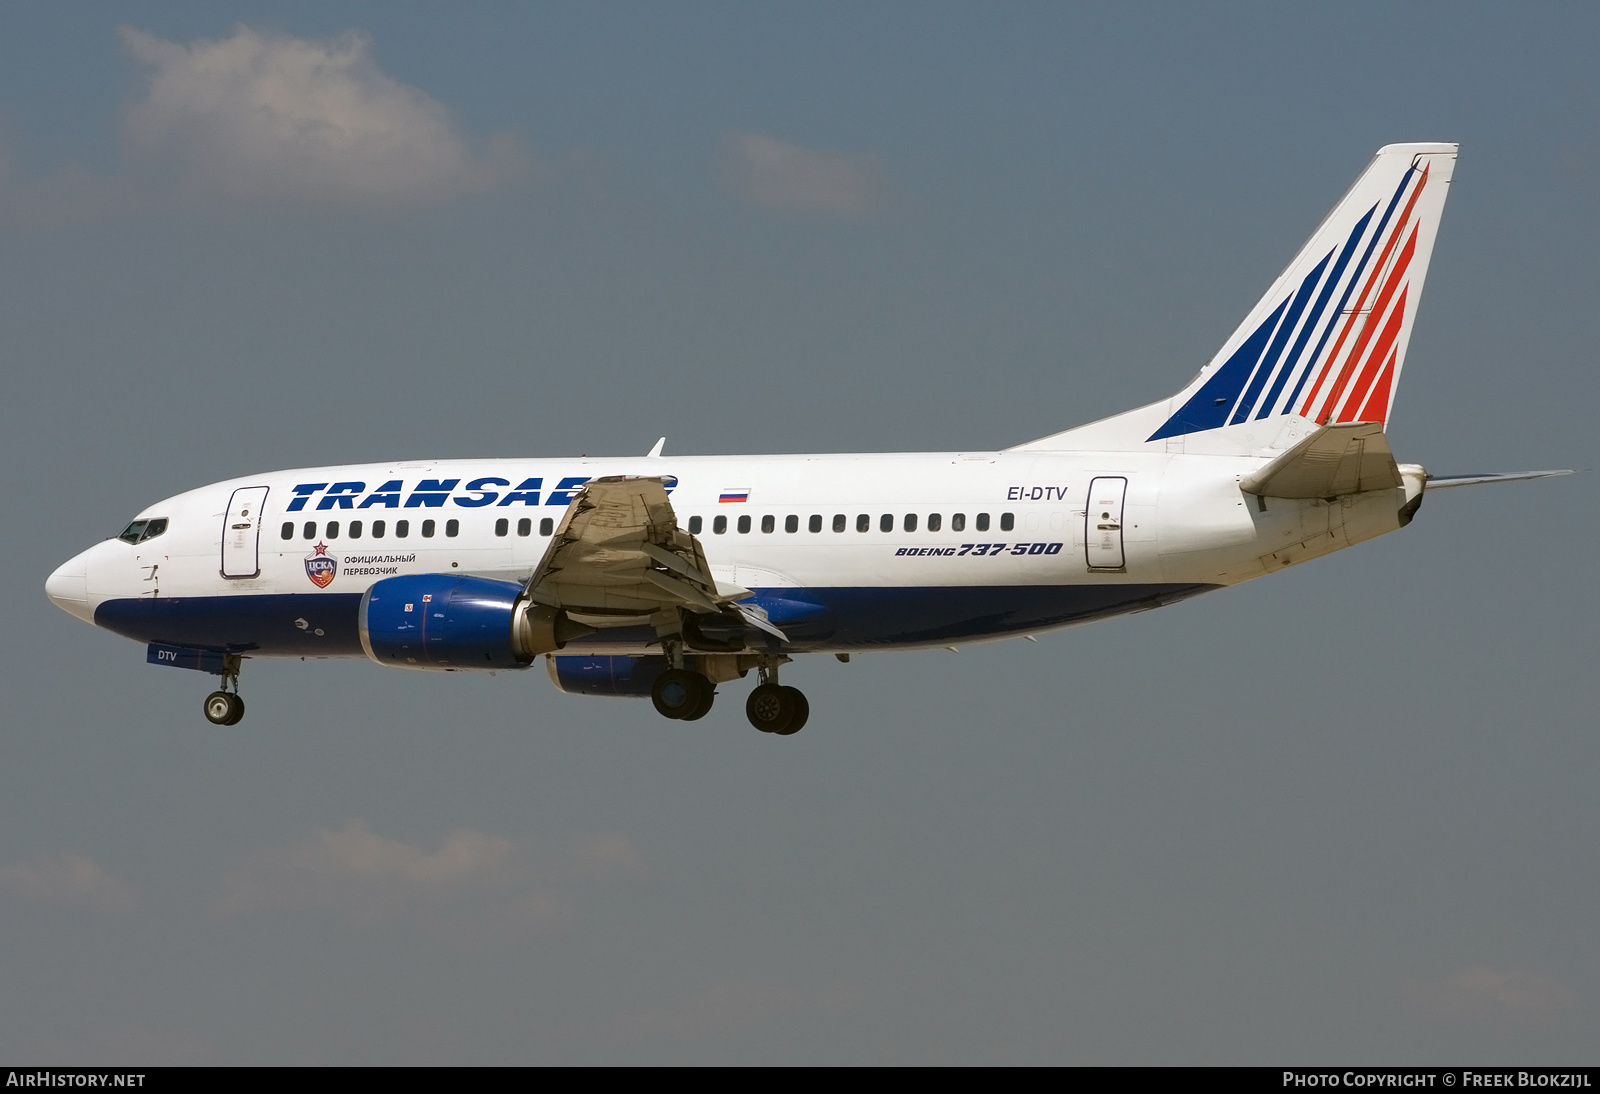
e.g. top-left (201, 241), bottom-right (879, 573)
top-left (1335, 283), bottom-right (1409, 422)
top-left (1354, 345), bottom-right (1399, 423)
top-left (1280, 172), bottom-right (1420, 415)
top-left (1145, 296), bottom-right (1290, 440)
top-left (1229, 249), bottom-right (1334, 424)
top-left (1296, 165), bottom-right (1423, 417)
top-left (1300, 164), bottom-right (1430, 419)
top-left (1317, 224), bottom-right (1418, 423)
top-left (1257, 204), bottom-right (1376, 419)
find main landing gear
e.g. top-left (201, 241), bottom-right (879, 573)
top-left (651, 667), bottom-right (716, 721)
top-left (203, 654), bottom-right (246, 726)
top-left (746, 684), bottom-right (807, 735)
top-left (648, 644), bottom-right (810, 734)
top-left (745, 659), bottom-right (808, 736)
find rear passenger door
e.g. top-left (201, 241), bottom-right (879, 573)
top-left (1084, 476), bottom-right (1127, 571)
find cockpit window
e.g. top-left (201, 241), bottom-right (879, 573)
top-left (118, 518), bottom-right (168, 545)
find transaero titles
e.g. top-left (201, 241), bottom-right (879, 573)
top-left (285, 476), bottom-right (650, 512)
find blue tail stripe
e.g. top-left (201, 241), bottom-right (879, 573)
top-left (1146, 296), bottom-right (1290, 442)
top-left (1281, 168), bottom-right (1416, 414)
top-left (1255, 204), bottom-right (1376, 419)
top-left (1229, 249), bottom-right (1332, 425)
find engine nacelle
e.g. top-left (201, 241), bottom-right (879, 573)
top-left (547, 653), bottom-right (751, 697)
top-left (547, 655), bottom-right (670, 697)
top-left (359, 574), bottom-right (588, 671)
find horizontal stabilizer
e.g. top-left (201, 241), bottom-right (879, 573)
top-left (1240, 421), bottom-right (1401, 499)
top-left (1425, 469), bottom-right (1574, 490)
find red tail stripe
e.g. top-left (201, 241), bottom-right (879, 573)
top-left (1299, 163), bottom-right (1431, 419)
top-left (1354, 344), bottom-right (1399, 424)
top-left (1337, 279), bottom-right (1414, 422)
top-left (1337, 284), bottom-right (1409, 422)
top-left (1321, 223), bottom-right (1418, 422)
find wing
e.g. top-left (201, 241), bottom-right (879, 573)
top-left (524, 476), bottom-right (784, 640)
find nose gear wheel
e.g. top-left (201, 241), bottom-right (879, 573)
top-left (203, 691), bottom-right (245, 726)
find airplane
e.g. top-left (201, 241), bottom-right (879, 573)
top-left (44, 142), bottom-right (1570, 735)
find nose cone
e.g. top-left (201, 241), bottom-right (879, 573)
top-left (45, 551), bottom-right (95, 624)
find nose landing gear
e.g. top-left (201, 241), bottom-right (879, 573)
top-left (203, 654), bottom-right (246, 726)
top-left (203, 690), bottom-right (245, 725)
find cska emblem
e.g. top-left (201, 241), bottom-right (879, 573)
top-left (304, 542), bottom-right (337, 588)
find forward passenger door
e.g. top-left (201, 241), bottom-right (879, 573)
top-left (221, 486), bottom-right (270, 578)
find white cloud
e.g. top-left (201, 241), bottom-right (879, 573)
top-left (216, 821), bottom-right (647, 931)
top-left (723, 132), bottom-right (882, 215)
top-left (0, 853), bottom-right (140, 914)
top-left (217, 819), bottom-right (516, 918)
top-left (1404, 965), bottom-right (1579, 1024)
top-left (119, 25), bottom-right (523, 209)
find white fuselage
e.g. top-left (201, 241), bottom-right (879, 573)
top-left (46, 449), bottom-right (1409, 660)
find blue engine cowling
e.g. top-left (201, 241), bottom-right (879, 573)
top-left (359, 574), bottom-right (586, 671)
top-left (546, 655), bottom-right (670, 697)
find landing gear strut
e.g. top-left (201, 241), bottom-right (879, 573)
top-left (203, 654), bottom-right (246, 726)
top-left (745, 659), bottom-right (808, 735)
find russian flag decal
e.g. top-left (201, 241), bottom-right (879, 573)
top-left (719, 489), bottom-right (750, 503)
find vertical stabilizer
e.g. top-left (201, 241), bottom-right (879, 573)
top-left (1013, 143), bottom-right (1457, 454)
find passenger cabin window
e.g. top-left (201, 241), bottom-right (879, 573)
top-left (445, 519), bottom-right (459, 538)
top-left (737, 515), bottom-right (751, 534)
top-left (903, 513), bottom-right (918, 533)
top-left (421, 520), bottom-right (436, 538)
top-left (372, 520), bottom-right (387, 538)
top-left (540, 517), bottom-right (553, 536)
top-left (880, 514), bottom-right (893, 532)
top-left (281, 522), bottom-right (294, 541)
top-left (517, 518), bottom-right (531, 537)
top-left (856, 514), bottom-right (869, 532)
top-left (975, 513), bottom-right (990, 532)
top-left (396, 520), bottom-right (410, 538)
top-left (927, 513), bottom-right (941, 532)
top-left (688, 515), bottom-right (703, 535)
top-left (785, 515), bottom-right (799, 533)
top-left (326, 520), bottom-right (340, 539)
top-left (951, 513), bottom-right (966, 532)
top-left (832, 514), bottom-right (846, 533)
top-left (762, 514), bottom-right (775, 534)
top-left (1000, 512), bottom-right (1015, 531)
top-left (809, 515), bottom-right (822, 533)
top-left (349, 520), bottom-right (363, 538)
top-left (495, 518), bottom-right (509, 537)
top-left (713, 515), bottom-right (727, 534)
top-left (303, 521), bottom-right (316, 540)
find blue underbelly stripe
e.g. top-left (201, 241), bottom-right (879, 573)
top-left (94, 582), bottom-right (1217, 657)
